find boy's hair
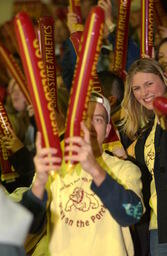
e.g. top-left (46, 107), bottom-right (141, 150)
top-left (98, 71), bottom-right (124, 105)
top-left (90, 91), bottom-right (111, 123)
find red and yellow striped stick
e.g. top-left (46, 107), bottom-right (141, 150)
top-left (153, 96), bottom-right (167, 130)
top-left (141, 0), bottom-right (154, 58)
top-left (113, 0), bottom-right (131, 79)
top-left (70, 31), bottom-right (82, 55)
top-left (38, 16), bottom-right (58, 112)
top-left (64, 6), bottom-right (104, 165)
top-left (0, 42), bottom-right (31, 104)
top-left (0, 101), bottom-right (18, 181)
top-left (14, 12), bottom-right (62, 165)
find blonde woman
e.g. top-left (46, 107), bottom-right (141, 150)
top-left (121, 58), bottom-right (167, 256)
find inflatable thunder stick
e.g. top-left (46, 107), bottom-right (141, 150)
top-left (70, 31), bottom-right (82, 56)
top-left (153, 96), bottom-right (167, 130)
top-left (113, 0), bottom-right (131, 79)
top-left (64, 6), bottom-right (104, 164)
top-left (141, 0), bottom-right (154, 58)
top-left (0, 42), bottom-right (31, 104)
top-left (14, 12), bottom-right (62, 164)
top-left (0, 101), bottom-right (18, 181)
top-left (38, 16), bottom-right (58, 112)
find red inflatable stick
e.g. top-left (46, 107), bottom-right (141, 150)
top-left (14, 12), bottom-right (62, 165)
top-left (64, 6), bottom-right (104, 166)
top-left (70, 31), bottom-right (82, 55)
top-left (153, 96), bottom-right (167, 115)
top-left (0, 42), bottom-right (31, 104)
top-left (113, 0), bottom-right (131, 79)
top-left (153, 96), bottom-right (167, 130)
top-left (0, 101), bottom-right (18, 181)
top-left (38, 16), bottom-right (58, 112)
top-left (141, 0), bottom-right (154, 58)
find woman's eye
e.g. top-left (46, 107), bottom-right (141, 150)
top-left (133, 87), bottom-right (139, 91)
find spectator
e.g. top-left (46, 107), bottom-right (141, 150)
top-left (22, 91), bottom-right (144, 256)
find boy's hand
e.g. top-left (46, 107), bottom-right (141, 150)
top-left (32, 132), bottom-right (61, 199)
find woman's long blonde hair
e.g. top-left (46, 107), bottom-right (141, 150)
top-left (121, 58), bottom-right (167, 140)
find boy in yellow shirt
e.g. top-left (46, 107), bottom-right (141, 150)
top-left (23, 92), bottom-right (144, 256)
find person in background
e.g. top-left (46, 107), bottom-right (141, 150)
top-left (5, 78), bottom-right (35, 152)
top-left (121, 58), bottom-right (167, 256)
top-left (1, 127), bottom-right (35, 193)
top-left (62, 0), bottom-right (98, 91)
top-left (0, 184), bottom-right (32, 256)
top-left (129, 0), bottom-right (141, 47)
top-left (98, 70), bottom-right (124, 123)
top-left (54, 11), bottom-right (70, 73)
top-left (62, 0), bottom-right (140, 91)
top-left (0, 78), bottom-right (36, 192)
top-left (155, 37), bottom-right (167, 75)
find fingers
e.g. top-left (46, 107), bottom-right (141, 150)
top-left (34, 147), bottom-right (62, 176)
top-left (81, 121), bottom-right (91, 144)
top-left (65, 136), bottom-right (85, 145)
top-left (36, 147), bottom-right (58, 159)
top-left (65, 123), bottom-right (91, 147)
top-left (35, 131), bottom-right (42, 152)
top-left (27, 104), bottom-right (34, 117)
top-left (35, 131), bottom-right (62, 165)
top-left (34, 153), bottom-right (61, 168)
top-left (98, 0), bottom-right (111, 10)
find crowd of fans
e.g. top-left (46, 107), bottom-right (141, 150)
top-left (0, 0), bottom-right (167, 255)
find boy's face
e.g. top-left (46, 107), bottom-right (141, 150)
top-left (85, 101), bottom-right (111, 153)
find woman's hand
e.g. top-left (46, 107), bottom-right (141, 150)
top-left (2, 128), bottom-right (24, 153)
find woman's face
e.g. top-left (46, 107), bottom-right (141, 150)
top-left (131, 72), bottom-right (166, 110)
top-left (158, 42), bottom-right (167, 73)
top-left (11, 82), bottom-right (27, 112)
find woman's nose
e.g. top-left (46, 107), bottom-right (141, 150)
top-left (141, 86), bottom-right (149, 97)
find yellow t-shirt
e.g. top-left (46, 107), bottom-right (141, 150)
top-left (38, 152), bottom-right (143, 256)
top-left (144, 117), bottom-right (157, 230)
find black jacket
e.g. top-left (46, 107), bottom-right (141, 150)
top-left (135, 123), bottom-right (167, 243)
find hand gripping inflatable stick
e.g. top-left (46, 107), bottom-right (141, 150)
top-left (64, 6), bottom-right (104, 169)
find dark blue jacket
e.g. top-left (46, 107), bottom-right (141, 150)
top-left (61, 32), bottom-right (140, 91)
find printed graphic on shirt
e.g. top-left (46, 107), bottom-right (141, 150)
top-left (122, 202), bottom-right (142, 220)
top-left (65, 187), bottom-right (99, 212)
top-left (58, 175), bottom-right (108, 228)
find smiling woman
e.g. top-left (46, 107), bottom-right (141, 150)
top-left (121, 57), bottom-right (167, 256)
top-left (131, 72), bottom-right (166, 111)
top-left (121, 58), bottom-right (167, 140)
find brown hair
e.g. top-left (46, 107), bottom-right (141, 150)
top-left (121, 58), bottom-right (167, 140)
